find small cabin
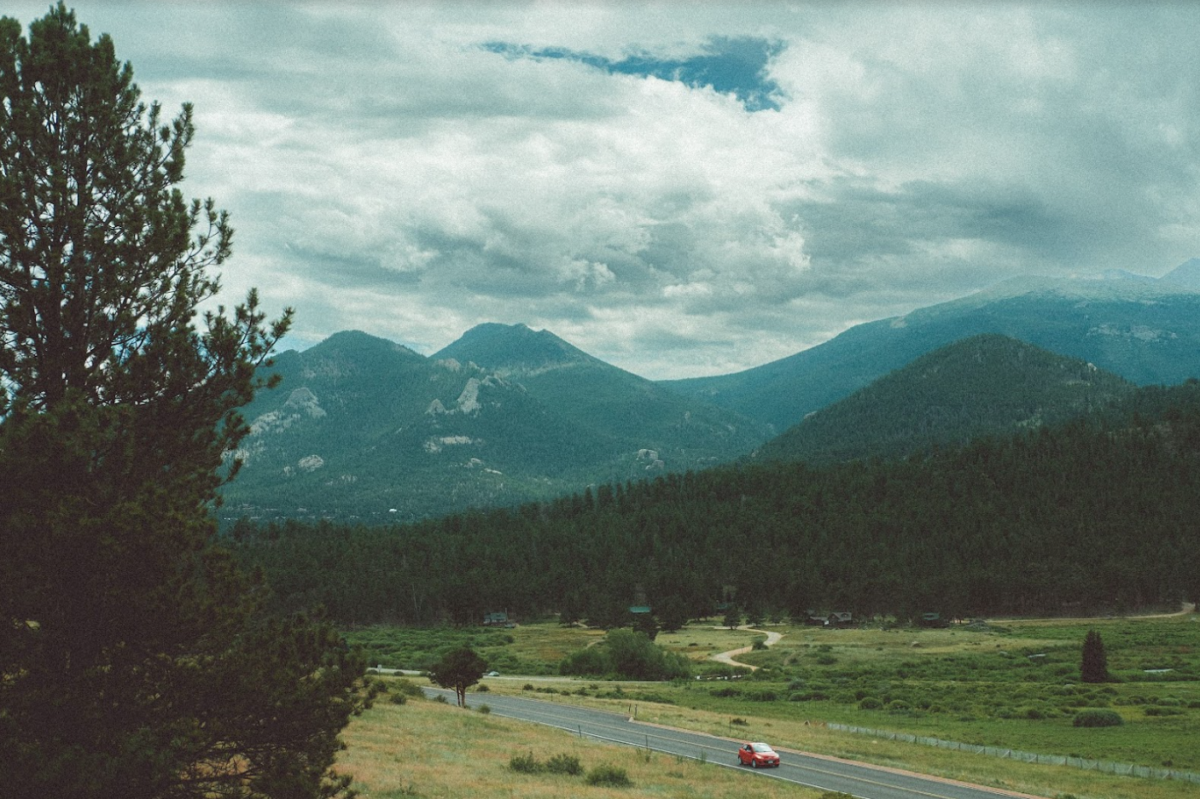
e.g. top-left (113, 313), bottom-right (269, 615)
top-left (806, 611), bottom-right (853, 628)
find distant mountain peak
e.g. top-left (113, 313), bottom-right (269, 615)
top-left (434, 322), bottom-right (598, 373)
top-left (309, 329), bottom-right (422, 359)
top-left (1160, 257), bottom-right (1200, 290)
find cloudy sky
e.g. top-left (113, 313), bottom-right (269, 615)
top-left (9, 2), bottom-right (1200, 379)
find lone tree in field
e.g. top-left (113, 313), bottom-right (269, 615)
top-left (0, 6), bottom-right (367, 797)
top-left (1081, 629), bottom-right (1110, 683)
top-left (429, 646), bottom-right (489, 707)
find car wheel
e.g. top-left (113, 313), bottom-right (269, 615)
top-left (752, 759), bottom-right (759, 768)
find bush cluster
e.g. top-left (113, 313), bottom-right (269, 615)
top-left (509, 752), bottom-right (542, 774)
top-left (560, 629), bottom-right (691, 680)
top-left (546, 753), bottom-right (584, 775)
top-left (1073, 709), bottom-right (1123, 728)
top-left (585, 763), bottom-right (632, 787)
top-left (508, 751), bottom-right (585, 777)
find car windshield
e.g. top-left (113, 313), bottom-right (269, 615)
top-left (751, 743), bottom-right (774, 753)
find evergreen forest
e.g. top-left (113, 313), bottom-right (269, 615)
top-left (228, 381), bottom-right (1200, 628)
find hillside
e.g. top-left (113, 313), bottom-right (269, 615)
top-left (219, 264), bottom-right (1200, 524)
top-left (218, 327), bottom-right (768, 524)
top-left (434, 323), bottom-right (767, 463)
top-left (662, 265), bottom-right (1200, 431)
top-left (231, 380), bottom-right (1200, 625)
top-left (752, 334), bottom-right (1136, 464)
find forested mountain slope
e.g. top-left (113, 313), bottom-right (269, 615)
top-left (752, 334), bottom-right (1136, 464)
top-left (229, 380), bottom-right (1200, 625)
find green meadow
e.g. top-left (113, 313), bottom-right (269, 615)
top-left (344, 611), bottom-right (1200, 798)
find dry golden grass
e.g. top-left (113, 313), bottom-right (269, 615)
top-left (336, 696), bottom-right (826, 799)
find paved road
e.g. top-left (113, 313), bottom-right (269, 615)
top-left (425, 688), bottom-right (1044, 799)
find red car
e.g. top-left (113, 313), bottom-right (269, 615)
top-left (737, 741), bottom-right (780, 768)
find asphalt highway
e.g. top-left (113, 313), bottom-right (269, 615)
top-left (423, 688), bottom-right (1044, 799)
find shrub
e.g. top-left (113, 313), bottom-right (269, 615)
top-left (475, 683), bottom-right (489, 692)
top-left (561, 629), bottom-right (690, 680)
top-left (509, 752), bottom-right (543, 773)
top-left (388, 693), bottom-right (408, 705)
top-left (477, 704), bottom-right (491, 714)
top-left (586, 764), bottom-right (632, 787)
top-left (546, 753), bottom-right (583, 775)
top-left (790, 690), bottom-right (829, 702)
top-left (1073, 709), bottom-right (1123, 728)
top-left (392, 678), bottom-right (425, 697)
top-left (1144, 707), bottom-right (1184, 717)
top-left (859, 697), bottom-right (882, 710)
top-left (560, 646), bottom-right (611, 676)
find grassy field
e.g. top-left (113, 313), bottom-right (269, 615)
top-left (341, 612), bottom-right (1200, 798)
top-left (336, 692), bottom-right (831, 798)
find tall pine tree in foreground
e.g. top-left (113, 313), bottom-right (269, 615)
top-left (0, 5), bottom-right (368, 797)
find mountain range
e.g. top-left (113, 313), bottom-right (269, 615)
top-left (663, 259), bottom-right (1200, 431)
top-left (217, 260), bottom-right (1200, 525)
top-left (218, 324), bottom-right (768, 524)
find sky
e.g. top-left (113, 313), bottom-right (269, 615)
top-left (8, 2), bottom-right (1200, 379)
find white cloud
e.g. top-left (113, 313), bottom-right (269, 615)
top-left (6, 1), bottom-right (1200, 378)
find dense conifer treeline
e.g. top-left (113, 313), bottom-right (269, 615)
top-left (229, 382), bottom-right (1200, 626)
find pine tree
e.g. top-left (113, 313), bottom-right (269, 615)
top-left (0, 6), bottom-right (368, 797)
top-left (1081, 629), bottom-right (1110, 683)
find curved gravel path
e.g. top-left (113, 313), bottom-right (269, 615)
top-left (710, 625), bottom-right (784, 670)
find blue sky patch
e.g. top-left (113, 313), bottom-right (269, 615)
top-left (485, 36), bottom-right (785, 112)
